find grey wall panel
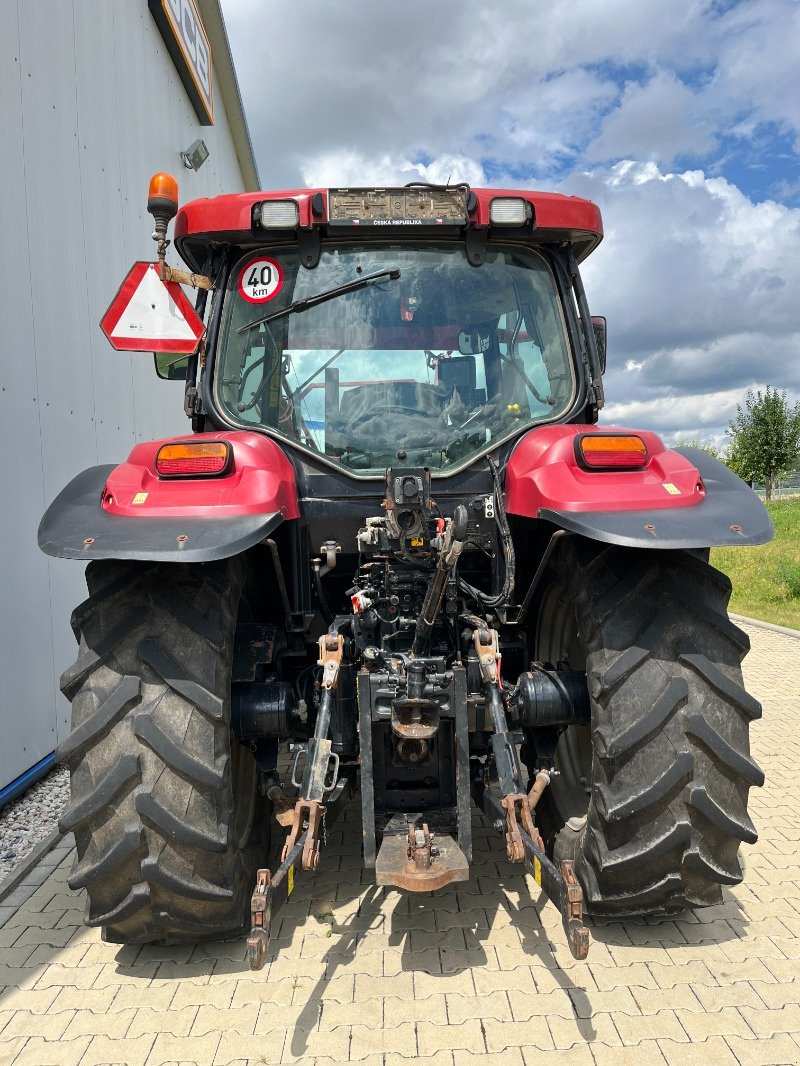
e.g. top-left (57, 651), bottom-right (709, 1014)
top-left (0, 3), bottom-right (58, 788)
top-left (1, 0), bottom-right (255, 788)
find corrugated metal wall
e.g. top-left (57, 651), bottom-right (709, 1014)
top-left (0, 0), bottom-right (250, 791)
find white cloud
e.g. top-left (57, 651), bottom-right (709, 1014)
top-left (586, 72), bottom-right (717, 165)
top-left (222, 0), bottom-right (800, 188)
top-left (561, 161), bottom-right (800, 435)
top-left (300, 151), bottom-right (485, 189)
top-left (571, 161), bottom-right (800, 354)
top-left (602, 387), bottom-right (747, 435)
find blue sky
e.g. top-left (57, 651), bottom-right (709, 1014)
top-left (221, 0), bottom-right (800, 445)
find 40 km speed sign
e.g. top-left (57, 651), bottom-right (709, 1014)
top-left (238, 256), bottom-right (284, 303)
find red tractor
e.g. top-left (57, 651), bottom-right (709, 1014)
top-left (40, 178), bottom-right (770, 966)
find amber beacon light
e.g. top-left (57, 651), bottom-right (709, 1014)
top-left (147, 172), bottom-right (179, 222)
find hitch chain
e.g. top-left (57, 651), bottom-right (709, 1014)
top-left (282, 634), bottom-right (343, 872)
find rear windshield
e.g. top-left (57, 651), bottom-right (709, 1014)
top-left (215, 242), bottom-right (575, 475)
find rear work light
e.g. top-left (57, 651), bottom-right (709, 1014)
top-left (577, 434), bottom-right (649, 470)
top-left (489, 197), bottom-right (530, 225)
top-left (257, 200), bottom-right (299, 228)
top-left (155, 441), bottom-right (232, 477)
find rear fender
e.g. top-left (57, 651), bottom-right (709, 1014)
top-left (38, 431), bottom-right (299, 562)
top-left (505, 426), bottom-right (773, 548)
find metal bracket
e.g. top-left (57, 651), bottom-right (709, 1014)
top-left (501, 792), bottom-right (542, 863)
top-left (465, 226), bottom-right (488, 267)
top-left (473, 627), bottom-right (500, 683)
top-left (290, 744), bottom-right (339, 793)
top-left (281, 798), bottom-right (326, 871)
top-left (560, 859), bottom-right (590, 960)
top-left (298, 227), bottom-right (321, 269)
top-left (408, 823), bottom-right (435, 870)
top-left (319, 632), bottom-right (344, 681)
top-left (246, 868), bottom-right (271, 970)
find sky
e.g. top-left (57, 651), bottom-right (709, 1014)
top-left (220, 0), bottom-right (800, 447)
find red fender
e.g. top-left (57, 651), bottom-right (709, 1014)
top-left (505, 425), bottom-right (706, 518)
top-left (101, 431), bottom-right (300, 519)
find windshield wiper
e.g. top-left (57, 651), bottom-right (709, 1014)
top-left (237, 268), bottom-right (401, 334)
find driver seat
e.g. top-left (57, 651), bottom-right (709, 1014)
top-left (437, 355), bottom-right (483, 408)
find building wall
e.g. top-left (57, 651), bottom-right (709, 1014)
top-left (0, 0), bottom-right (251, 791)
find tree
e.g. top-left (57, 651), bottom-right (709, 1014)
top-left (727, 388), bottom-right (800, 500)
top-left (673, 437), bottom-right (721, 461)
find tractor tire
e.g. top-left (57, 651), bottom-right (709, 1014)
top-left (58, 557), bottom-right (268, 943)
top-left (536, 539), bottom-right (764, 916)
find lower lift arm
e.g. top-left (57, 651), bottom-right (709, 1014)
top-left (247, 633), bottom-right (347, 970)
top-left (472, 626), bottom-right (590, 961)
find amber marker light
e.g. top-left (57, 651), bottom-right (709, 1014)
top-left (155, 441), bottom-right (231, 477)
top-left (577, 434), bottom-right (649, 471)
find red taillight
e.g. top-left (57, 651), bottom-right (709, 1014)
top-left (155, 441), bottom-right (231, 477)
top-left (577, 434), bottom-right (648, 470)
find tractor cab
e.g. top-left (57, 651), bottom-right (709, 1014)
top-left (171, 184), bottom-right (607, 468)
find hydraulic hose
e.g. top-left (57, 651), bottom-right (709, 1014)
top-left (458, 455), bottom-right (515, 609)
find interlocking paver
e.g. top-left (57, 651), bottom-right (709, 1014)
top-left (418, 1018), bottom-right (484, 1055)
top-left (521, 1045), bottom-right (594, 1065)
top-left (1, 1006), bottom-right (75, 1041)
top-left (724, 1033), bottom-right (800, 1065)
top-left (456, 1052), bottom-right (525, 1066)
top-left (447, 990), bottom-right (512, 1023)
top-left (147, 1032), bottom-right (223, 1065)
top-left (590, 1042), bottom-right (668, 1065)
top-left (77, 1033), bottom-right (157, 1065)
top-left (658, 1036), bottom-right (739, 1065)
top-left (0, 1035), bottom-right (92, 1066)
top-left (0, 621), bottom-right (797, 1065)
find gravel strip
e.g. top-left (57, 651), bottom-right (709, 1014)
top-left (0, 764), bottom-right (69, 880)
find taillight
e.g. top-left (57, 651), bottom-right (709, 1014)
top-left (577, 434), bottom-right (648, 470)
top-left (155, 441), bottom-right (232, 477)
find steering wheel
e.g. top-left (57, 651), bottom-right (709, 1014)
top-left (348, 404), bottom-right (432, 427)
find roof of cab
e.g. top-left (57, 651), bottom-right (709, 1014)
top-left (174, 187), bottom-right (603, 269)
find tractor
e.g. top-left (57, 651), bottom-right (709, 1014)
top-left (40, 176), bottom-right (771, 965)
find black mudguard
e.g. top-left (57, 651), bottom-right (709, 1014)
top-left (38, 465), bottom-right (285, 563)
top-left (539, 448), bottom-right (774, 549)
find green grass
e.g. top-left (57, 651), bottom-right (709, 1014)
top-left (711, 496), bottom-right (800, 630)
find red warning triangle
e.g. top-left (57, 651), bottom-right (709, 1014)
top-left (100, 261), bottom-right (205, 353)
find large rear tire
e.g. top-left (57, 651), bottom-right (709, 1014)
top-left (536, 539), bottom-right (764, 915)
top-left (58, 557), bottom-right (268, 943)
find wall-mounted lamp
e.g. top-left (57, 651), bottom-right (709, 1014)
top-left (180, 138), bottom-right (209, 171)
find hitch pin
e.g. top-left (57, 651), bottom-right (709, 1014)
top-left (527, 769), bottom-right (552, 811)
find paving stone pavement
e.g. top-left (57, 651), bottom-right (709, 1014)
top-left (0, 620), bottom-right (798, 1066)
